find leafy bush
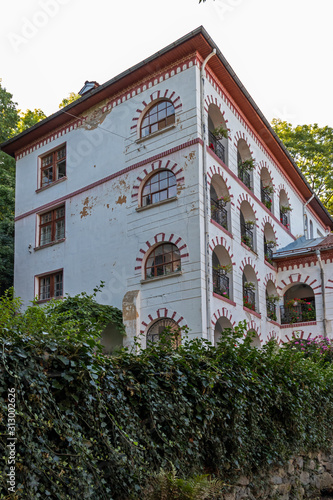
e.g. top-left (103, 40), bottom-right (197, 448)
top-left (1, 294), bottom-right (333, 499)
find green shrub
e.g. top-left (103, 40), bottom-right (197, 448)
top-left (0, 294), bottom-right (333, 499)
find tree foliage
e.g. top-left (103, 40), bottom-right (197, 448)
top-left (16, 109), bottom-right (46, 134)
top-left (1, 303), bottom-right (333, 499)
top-left (59, 92), bottom-right (81, 109)
top-left (0, 81), bottom-right (19, 295)
top-left (272, 119), bottom-right (333, 214)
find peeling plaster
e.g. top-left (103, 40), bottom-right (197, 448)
top-left (80, 196), bottom-right (96, 218)
top-left (79, 106), bottom-right (112, 131)
top-left (116, 195), bottom-right (127, 205)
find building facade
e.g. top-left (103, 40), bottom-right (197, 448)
top-left (2, 27), bottom-right (333, 347)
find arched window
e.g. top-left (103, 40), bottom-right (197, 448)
top-left (140, 100), bottom-right (175, 138)
top-left (145, 243), bottom-right (181, 279)
top-left (147, 318), bottom-right (180, 344)
top-left (142, 170), bottom-right (177, 207)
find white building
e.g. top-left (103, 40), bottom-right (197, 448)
top-left (2, 27), bottom-right (333, 347)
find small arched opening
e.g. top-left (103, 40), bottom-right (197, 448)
top-left (237, 139), bottom-right (255, 191)
top-left (210, 174), bottom-right (231, 232)
top-left (208, 104), bottom-right (228, 165)
top-left (281, 284), bottom-right (316, 324)
top-left (212, 245), bottom-right (233, 301)
top-left (214, 316), bottom-right (233, 346)
top-left (242, 265), bottom-right (259, 312)
top-left (240, 200), bottom-right (256, 252)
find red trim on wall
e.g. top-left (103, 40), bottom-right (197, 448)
top-left (15, 139), bottom-right (202, 222)
top-left (213, 293), bottom-right (236, 306)
top-left (243, 307), bottom-right (261, 319)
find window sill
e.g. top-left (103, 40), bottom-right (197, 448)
top-left (34, 238), bottom-right (65, 251)
top-left (136, 124), bottom-right (176, 143)
top-left (136, 196), bottom-right (177, 212)
top-left (241, 242), bottom-right (257, 256)
top-left (36, 296), bottom-right (63, 304)
top-left (243, 306), bottom-right (261, 319)
top-left (36, 176), bottom-right (67, 193)
top-left (267, 318), bottom-right (280, 327)
top-left (141, 271), bottom-right (182, 284)
top-left (213, 293), bottom-right (236, 306)
top-left (281, 321), bottom-right (317, 329)
top-left (210, 219), bottom-right (233, 238)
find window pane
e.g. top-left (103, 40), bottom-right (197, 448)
top-left (41, 212), bottom-right (52, 224)
top-left (55, 220), bottom-right (65, 240)
top-left (56, 207), bottom-right (65, 219)
top-left (168, 173), bottom-right (177, 185)
top-left (152, 193), bottom-right (160, 204)
top-left (173, 259), bottom-right (181, 272)
top-left (54, 274), bottom-right (63, 297)
top-left (169, 184), bottom-right (177, 198)
top-left (160, 178), bottom-right (168, 190)
top-left (57, 147), bottom-right (66, 160)
top-left (158, 108), bottom-right (167, 121)
top-left (40, 277), bottom-right (50, 300)
top-left (42, 154), bottom-right (53, 167)
top-left (159, 170), bottom-right (168, 180)
top-left (166, 115), bottom-right (175, 126)
top-left (166, 103), bottom-right (175, 115)
top-left (141, 126), bottom-right (149, 137)
top-left (57, 160), bottom-right (66, 179)
top-left (40, 226), bottom-right (52, 246)
top-left (159, 190), bottom-right (167, 202)
top-left (150, 123), bottom-right (158, 134)
top-left (42, 167), bottom-right (53, 186)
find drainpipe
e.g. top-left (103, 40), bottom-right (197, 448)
top-left (316, 249), bottom-right (327, 338)
top-left (201, 49), bottom-right (216, 342)
top-left (303, 194), bottom-right (315, 238)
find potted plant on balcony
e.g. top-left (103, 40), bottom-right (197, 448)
top-left (285, 298), bottom-right (315, 323)
top-left (262, 184), bottom-right (274, 195)
top-left (244, 220), bottom-right (255, 230)
top-left (280, 205), bottom-right (292, 214)
top-left (238, 158), bottom-right (256, 171)
top-left (213, 263), bottom-right (232, 275)
top-left (217, 194), bottom-right (231, 206)
top-left (244, 281), bottom-right (256, 292)
top-left (211, 125), bottom-right (229, 140)
top-left (265, 240), bottom-right (277, 264)
top-left (266, 294), bottom-right (279, 321)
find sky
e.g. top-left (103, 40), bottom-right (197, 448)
top-left (1, 0), bottom-right (333, 127)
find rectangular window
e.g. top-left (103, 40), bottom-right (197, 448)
top-left (39, 205), bottom-right (65, 247)
top-left (38, 271), bottom-right (63, 301)
top-left (40, 144), bottom-right (66, 188)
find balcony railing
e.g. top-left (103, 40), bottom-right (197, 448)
top-left (208, 131), bottom-right (225, 164)
top-left (243, 289), bottom-right (255, 311)
top-left (238, 168), bottom-right (252, 190)
top-left (213, 269), bottom-right (230, 299)
top-left (280, 211), bottom-right (289, 228)
top-left (264, 242), bottom-right (274, 264)
top-left (261, 187), bottom-right (272, 211)
top-left (280, 302), bottom-right (316, 324)
top-left (211, 198), bottom-right (228, 230)
top-left (241, 223), bottom-right (254, 250)
top-left (266, 301), bottom-right (277, 321)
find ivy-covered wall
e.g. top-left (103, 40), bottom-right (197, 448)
top-left (1, 292), bottom-right (333, 499)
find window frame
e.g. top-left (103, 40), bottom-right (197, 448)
top-left (145, 243), bottom-right (181, 280)
top-left (141, 170), bottom-right (177, 207)
top-left (140, 100), bottom-right (175, 139)
top-left (37, 204), bottom-right (65, 248)
top-left (39, 144), bottom-right (67, 189)
top-left (146, 318), bottom-right (181, 346)
top-left (35, 269), bottom-right (63, 303)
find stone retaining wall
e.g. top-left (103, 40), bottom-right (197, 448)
top-left (223, 449), bottom-right (333, 499)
